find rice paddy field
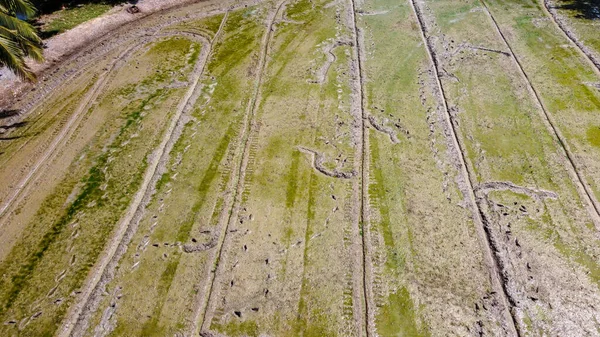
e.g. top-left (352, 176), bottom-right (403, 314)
top-left (1, 0), bottom-right (600, 335)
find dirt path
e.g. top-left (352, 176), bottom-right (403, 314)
top-left (407, 0), bottom-right (520, 335)
top-left (478, 0), bottom-right (600, 231)
top-left (58, 30), bottom-right (214, 337)
top-left (197, 1), bottom-right (289, 334)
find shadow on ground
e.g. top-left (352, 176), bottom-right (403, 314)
top-left (0, 121), bottom-right (28, 131)
top-left (0, 110), bottom-right (21, 120)
top-left (33, 0), bottom-right (138, 38)
top-left (33, 0), bottom-right (131, 14)
top-left (555, 0), bottom-right (600, 20)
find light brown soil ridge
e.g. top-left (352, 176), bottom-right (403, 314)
top-left (474, 181), bottom-right (558, 201)
top-left (367, 115), bottom-right (400, 144)
top-left (312, 40), bottom-right (353, 84)
top-left (298, 146), bottom-right (357, 179)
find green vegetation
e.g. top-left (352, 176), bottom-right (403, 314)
top-left (376, 289), bottom-right (429, 337)
top-left (139, 120), bottom-right (239, 334)
top-left (587, 126), bottom-right (600, 148)
top-left (40, 3), bottom-right (112, 36)
top-left (0, 36), bottom-right (196, 336)
top-left (212, 319), bottom-right (259, 337)
top-left (369, 134), bottom-right (402, 271)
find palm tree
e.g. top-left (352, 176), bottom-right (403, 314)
top-left (0, 0), bottom-right (43, 81)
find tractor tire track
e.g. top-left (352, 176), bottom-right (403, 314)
top-left (0, 40), bottom-right (149, 223)
top-left (347, 0), bottom-right (372, 334)
top-left (540, 0), bottom-right (600, 76)
top-left (478, 0), bottom-right (600, 230)
top-left (182, 10), bottom-right (252, 335)
top-left (407, 0), bottom-right (520, 335)
top-left (197, 1), bottom-right (288, 334)
top-left (58, 30), bottom-right (214, 337)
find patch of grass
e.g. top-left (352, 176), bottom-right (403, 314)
top-left (587, 126), bottom-right (600, 148)
top-left (293, 172), bottom-right (317, 334)
top-left (285, 151), bottom-right (300, 208)
top-left (369, 133), bottom-right (404, 271)
top-left (41, 3), bottom-right (113, 37)
top-left (212, 319), bottom-right (259, 337)
top-left (287, 0), bottom-right (312, 19)
top-left (435, 2), bottom-right (478, 29)
top-left (285, 149), bottom-right (301, 208)
top-left (291, 305), bottom-right (334, 337)
top-left (208, 9), bottom-right (260, 75)
top-left (526, 207), bottom-right (600, 288)
top-left (376, 288), bottom-right (429, 337)
top-left (512, 13), bottom-right (600, 114)
top-left (110, 12), bottom-right (265, 332)
top-left (202, 13), bottom-right (226, 34)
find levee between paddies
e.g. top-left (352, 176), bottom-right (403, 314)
top-left (1, 0), bottom-right (600, 336)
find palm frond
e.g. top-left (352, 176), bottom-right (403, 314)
top-left (0, 12), bottom-right (40, 41)
top-left (0, 0), bottom-right (42, 81)
top-left (0, 24), bottom-right (17, 38)
top-left (0, 34), bottom-right (34, 80)
top-left (16, 35), bottom-right (42, 61)
top-left (0, 0), bottom-right (36, 19)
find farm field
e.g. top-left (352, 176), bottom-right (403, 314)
top-left (0, 0), bottom-right (599, 336)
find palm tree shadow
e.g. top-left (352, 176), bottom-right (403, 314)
top-left (0, 120), bottom-right (30, 143)
top-left (0, 110), bottom-right (21, 119)
top-left (0, 135), bottom-right (25, 141)
top-left (0, 121), bottom-right (28, 132)
top-left (554, 0), bottom-right (600, 20)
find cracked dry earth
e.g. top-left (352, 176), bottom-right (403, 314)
top-left (1, 0), bottom-right (600, 336)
